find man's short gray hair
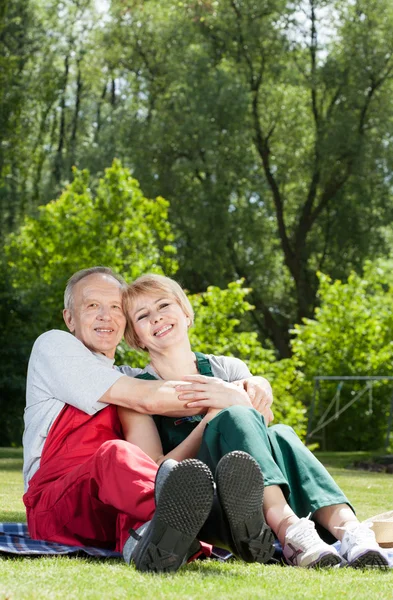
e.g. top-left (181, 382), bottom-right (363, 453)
top-left (64, 267), bottom-right (127, 310)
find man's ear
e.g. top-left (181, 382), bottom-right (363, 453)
top-left (63, 308), bottom-right (75, 332)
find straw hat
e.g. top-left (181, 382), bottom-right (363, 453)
top-left (363, 511), bottom-right (393, 548)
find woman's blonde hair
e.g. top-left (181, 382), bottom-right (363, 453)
top-left (123, 273), bottom-right (194, 349)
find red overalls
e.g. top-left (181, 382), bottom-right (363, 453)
top-left (23, 403), bottom-right (158, 552)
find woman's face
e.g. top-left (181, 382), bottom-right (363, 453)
top-left (129, 292), bottom-right (190, 353)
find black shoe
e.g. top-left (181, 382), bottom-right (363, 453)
top-left (214, 451), bottom-right (275, 563)
top-left (131, 459), bottom-right (214, 573)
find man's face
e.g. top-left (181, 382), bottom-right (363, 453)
top-left (63, 273), bottom-right (126, 359)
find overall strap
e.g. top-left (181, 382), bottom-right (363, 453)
top-left (194, 352), bottom-right (214, 377)
top-left (135, 372), bottom-right (158, 381)
top-left (134, 353), bottom-right (214, 379)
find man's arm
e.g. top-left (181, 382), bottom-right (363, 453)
top-left (100, 374), bottom-right (254, 417)
top-left (99, 375), bottom-right (204, 416)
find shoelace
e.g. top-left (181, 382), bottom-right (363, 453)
top-left (335, 522), bottom-right (374, 544)
top-left (287, 515), bottom-right (321, 545)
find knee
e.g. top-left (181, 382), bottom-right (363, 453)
top-left (269, 424), bottom-right (294, 434)
top-left (98, 439), bottom-right (138, 461)
top-left (96, 439), bottom-right (156, 471)
top-left (269, 424), bottom-right (298, 443)
top-left (213, 405), bottom-right (258, 430)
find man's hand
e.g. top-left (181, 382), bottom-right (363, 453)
top-left (236, 376), bottom-right (274, 424)
top-left (175, 374), bottom-right (253, 410)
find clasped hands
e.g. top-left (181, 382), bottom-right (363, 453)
top-left (175, 374), bottom-right (274, 424)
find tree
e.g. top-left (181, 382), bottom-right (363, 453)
top-left (0, 0), bottom-right (40, 239)
top-left (102, 0), bottom-right (393, 356)
top-left (0, 262), bottom-right (33, 446)
top-left (1, 160), bottom-right (308, 445)
top-left (0, 0), bottom-right (111, 240)
top-left (2, 0), bottom-right (393, 376)
top-left (5, 159), bottom-right (177, 329)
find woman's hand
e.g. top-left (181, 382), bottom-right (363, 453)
top-left (175, 374), bottom-right (253, 410)
top-left (235, 376), bottom-right (274, 424)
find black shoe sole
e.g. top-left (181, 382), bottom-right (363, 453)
top-left (216, 451), bottom-right (275, 564)
top-left (132, 459), bottom-right (214, 573)
top-left (310, 553), bottom-right (341, 568)
top-left (349, 550), bottom-right (389, 569)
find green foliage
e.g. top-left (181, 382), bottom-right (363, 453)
top-left (0, 0), bottom-right (41, 238)
top-left (3, 0), bottom-right (393, 448)
top-left (0, 262), bottom-right (30, 446)
top-left (189, 281), bottom-right (261, 356)
top-left (3, 0), bottom-right (393, 358)
top-left (291, 260), bottom-right (393, 450)
top-left (5, 159), bottom-right (177, 332)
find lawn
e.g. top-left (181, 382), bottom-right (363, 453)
top-left (1, 448), bottom-right (392, 600)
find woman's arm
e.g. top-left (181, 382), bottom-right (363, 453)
top-left (118, 407), bottom-right (220, 466)
top-left (118, 407), bottom-right (164, 461)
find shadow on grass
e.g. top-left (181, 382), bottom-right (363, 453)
top-left (0, 448), bottom-right (23, 459)
top-left (0, 459), bottom-right (23, 471)
top-left (0, 554), bottom-right (121, 563)
top-left (0, 511), bottom-right (26, 522)
top-left (315, 451), bottom-right (375, 467)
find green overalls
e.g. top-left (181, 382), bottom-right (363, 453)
top-left (136, 352), bottom-right (351, 538)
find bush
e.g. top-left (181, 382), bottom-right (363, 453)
top-left (291, 261), bottom-right (393, 450)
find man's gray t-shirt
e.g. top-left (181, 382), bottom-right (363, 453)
top-left (23, 330), bottom-right (140, 490)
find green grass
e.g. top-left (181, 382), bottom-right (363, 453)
top-left (1, 448), bottom-right (392, 600)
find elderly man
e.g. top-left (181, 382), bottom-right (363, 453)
top-left (22, 266), bottom-right (274, 573)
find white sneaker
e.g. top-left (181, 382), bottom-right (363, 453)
top-left (283, 517), bottom-right (341, 568)
top-left (339, 522), bottom-right (389, 568)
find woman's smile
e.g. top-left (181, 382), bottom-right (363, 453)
top-left (153, 324), bottom-right (174, 337)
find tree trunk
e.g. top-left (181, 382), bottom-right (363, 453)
top-left (53, 54), bottom-right (70, 185)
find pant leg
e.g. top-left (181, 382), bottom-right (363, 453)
top-left (24, 440), bottom-right (158, 552)
top-left (267, 424), bottom-right (353, 516)
top-left (197, 406), bottom-right (289, 498)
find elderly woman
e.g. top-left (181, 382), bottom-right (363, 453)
top-left (119, 274), bottom-right (387, 569)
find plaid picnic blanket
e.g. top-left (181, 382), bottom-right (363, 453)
top-left (0, 522), bottom-right (121, 557)
top-left (0, 522), bottom-right (233, 561)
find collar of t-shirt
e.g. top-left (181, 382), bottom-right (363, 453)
top-left (92, 351), bottom-right (116, 368)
